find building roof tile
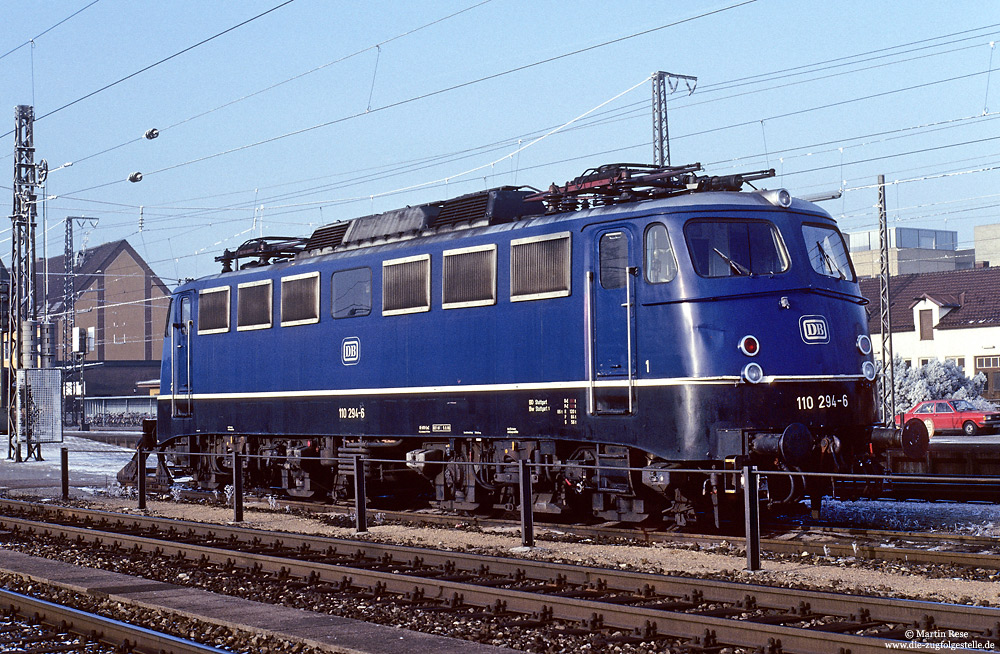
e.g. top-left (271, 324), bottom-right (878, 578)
top-left (858, 267), bottom-right (1000, 333)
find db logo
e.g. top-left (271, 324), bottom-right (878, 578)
top-left (341, 337), bottom-right (360, 365)
top-left (799, 316), bottom-right (830, 344)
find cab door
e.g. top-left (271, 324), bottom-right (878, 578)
top-left (589, 228), bottom-right (637, 414)
top-left (171, 292), bottom-right (194, 417)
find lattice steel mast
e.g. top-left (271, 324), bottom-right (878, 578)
top-left (7, 105), bottom-right (43, 459)
top-left (877, 174), bottom-right (895, 426)
top-left (652, 71), bottom-right (697, 167)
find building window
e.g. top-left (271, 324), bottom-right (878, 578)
top-left (976, 356), bottom-right (1000, 369)
top-left (919, 358), bottom-right (932, 366)
top-left (919, 309), bottom-right (933, 340)
top-left (332, 267), bottom-right (371, 319)
top-left (976, 356), bottom-right (1000, 399)
top-left (443, 245), bottom-right (496, 309)
top-left (510, 232), bottom-right (571, 301)
top-left (945, 356), bottom-right (965, 372)
top-left (644, 223), bottom-right (677, 284)
top-left (280, 271), bottom-right (320, 326)
top-left (383, 254), bottom-right (431, 315)
top-left (197, 286), bottom-right (230, 334)
top-left (237, 280), bottom-right (272, 330)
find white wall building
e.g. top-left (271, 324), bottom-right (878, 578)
top-left (858, 267), bottom-right (1000, 400)
top-left (846, 226), bottom-right (976, 277)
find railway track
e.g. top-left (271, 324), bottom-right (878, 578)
top-left (0, 587), bottom-right (228, 654)
top-left (185, 495), bottom-right (1000, 570)
top-left (1, 499), bottom-right (997, 653)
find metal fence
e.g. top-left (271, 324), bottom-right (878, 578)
top-left (57, 447), bottom-right (1000, 573)
top-left (83, 396), bottom-right (155, 428)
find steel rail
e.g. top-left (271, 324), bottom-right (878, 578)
top-left (0, 513), bottom-right (929, 654)
top-left (279, 501), bottom-right (1000, 567)
top-left (140, 494), bottom-right (1000, 569)
top-left (1, 504), bottom-right (998, 649)
top-left (2, 499), bottom-right (997, 632)
top-left (0, 588), bottom-right (229, 654)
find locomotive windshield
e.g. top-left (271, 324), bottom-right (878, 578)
top-left (685, 219), bottom-right (788, 277)
top-left (802, 224), bottom-right (854, 281)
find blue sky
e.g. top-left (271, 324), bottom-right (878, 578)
top-left (2, 1), bottom-right (1000, 284)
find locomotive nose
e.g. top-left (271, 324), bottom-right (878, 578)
top-left (749, 423), bottom-right (816, 467)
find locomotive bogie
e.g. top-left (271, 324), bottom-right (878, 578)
top-left (148, 166), bottom-right (903, 525)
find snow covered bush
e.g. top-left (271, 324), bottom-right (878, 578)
top-left (892, 357), bottom-right (991, 413)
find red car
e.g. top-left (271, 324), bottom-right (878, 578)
top-left (899, 399), bottom-right (1000, 436)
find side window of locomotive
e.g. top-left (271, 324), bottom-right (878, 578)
top-left (280, 271), bottom-right (320, 327)
top-left (644, 223), bottom-right (677, 284)
top-left (443, 244), bottom-right (497, 309)
top-left (237, 279), bottom-right (273, 330)
top-left (332, 267), bottom-right (372, 318)
top-left (510, 232), bottom-right (571, 302)
top-left (685, 220), bottom-right (788, 277)
top-left (383, 254), bottom-right (431, 316)
top-left (197, 286), bottom-right (230, 334)
top-left (599, 232), bottom-right (627, 289)
top-left (164, 297), bottom-right (174, 337)
top-left (802, 224), bottom-right (855, 281)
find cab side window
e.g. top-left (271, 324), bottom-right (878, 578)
top-left (644, 223), bottom-right (677, 283)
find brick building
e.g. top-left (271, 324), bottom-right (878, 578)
top-left (41, 239), bottom-right (171, 395)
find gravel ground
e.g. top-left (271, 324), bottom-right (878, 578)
top-left (3, 491), bottom-right (999, 653)
top-left (0, 572), bottom-right (330, 654)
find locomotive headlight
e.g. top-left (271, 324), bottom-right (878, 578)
top-left (856, 334), bottom-right (872, 355)
top-left (738, 335), bottom-right (760, 356)
top-left (760, 188), bottom-right (792, 208)
top-left (742, 362), bottom-right (764, 384)
top-left (862, 360), bottom-right (876, 381)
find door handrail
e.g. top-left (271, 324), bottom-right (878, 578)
top-left (585, 270), bottom-right (595, 415)
top-left (625, 266), bottom-right (636, 414)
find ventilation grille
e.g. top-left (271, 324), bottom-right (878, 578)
top-left (304, 221), bottom-right (349, 252)
top-left (510, 233), bottom-right (572, 302)
top-left (443, 246), bottom-right (496, 308)
top-left (434, 192), bottom-right (491, 228)
top-left (383, 255), bottom-right (430, 315)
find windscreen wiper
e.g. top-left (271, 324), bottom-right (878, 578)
top-left (816, 241), bottom-right (846, 280)
top-left (713, 248), bottom-right (751, 276)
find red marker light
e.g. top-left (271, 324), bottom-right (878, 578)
top-left (739, 335), bottom-right (760, 357)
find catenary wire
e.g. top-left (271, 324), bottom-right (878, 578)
top-left (0, 0), bottom-right (298, 139)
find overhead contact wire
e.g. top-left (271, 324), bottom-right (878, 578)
top-left (0, 0), bottom-right (298, 139)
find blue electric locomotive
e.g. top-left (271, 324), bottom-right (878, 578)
top-left (151, 163), bottom-right (925, 524)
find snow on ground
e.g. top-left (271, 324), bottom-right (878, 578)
top-left (0, 435), bottom-right (133, 491)
top-left (820, 498), bottom-right (1000, 537)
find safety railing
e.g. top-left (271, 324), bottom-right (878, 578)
top-left (55, 446), bottom-right (1000, 572)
